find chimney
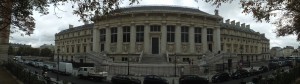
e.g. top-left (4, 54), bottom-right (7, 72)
top-left (225, 19), bottom-right (230, 24)
top-left (231, 20), bottom-right (235, 25)
top-left (241, 23), bottom-right (245, 28)
top-left (69, 24), bottom-right (73, 28)
top-left (246, 25), bottom-right (250, 29)
top-left (214, 10), bottom-right (219, 16)
top-left (236, 22), bottom-right (240, 27)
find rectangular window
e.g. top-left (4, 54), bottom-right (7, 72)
top-left (183, 58), bottom-right (190, 62)
top-left (100, 44), bottom-right (104, 52)
top-left (111, 27), bottom-right (118, 43)
top-left (83, 46), bottom-right (86, 52)
top-left (181, 26), bottom-right (189, 42)
top-left (150, 25), bottom-right (161, 32)
top-left (207, 28), bottom-right (213, 42)
top-left (195, 27), bottom-right (201, 43)
top-left (66, 47), bottom-right (69, 53)
top-left (71, 46), bottom-right (74, 53)
top-left (90, 45), bottom-right (93, 51)
top-left (167, 25), bottom-right (175, 42)
top-left (136, 25), bottom-right (144, 42)
top-left (100, 29), bottom-right (106, 42)
top-left (122, 57), bottom-right (128, 61)
top-left (123, 26), bottom-right (130, 42)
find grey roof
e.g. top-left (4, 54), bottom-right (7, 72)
top-left (220, 23), bottom-right (258, 34)
top-left (56, 24), bottom-right (94, 35)
top-left (112, 6), bottom-right (220, 18)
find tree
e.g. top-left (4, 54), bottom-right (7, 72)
top-left (7, 46), bottom-right (14, 55)
top-left (202, 0), bottom-right (300, 40)
top-left (40, 48), bottom-right (52, 57)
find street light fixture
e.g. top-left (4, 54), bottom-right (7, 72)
top-left (127, 52), bottom-right (130, 76)
top-left (57, 49), bottom-right (60, 82)
top-left (174, 53), bottom-right (177, 77)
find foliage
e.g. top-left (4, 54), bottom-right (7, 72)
top-left (40, 48), bottom-right (53, 57)
top-left (202, 0), bottom-right (300, 40)
top-left (0, 0), bottom-right (139, 37)
top-left (8, 46), bottom-right (14, 55)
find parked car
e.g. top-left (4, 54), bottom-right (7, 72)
top-left (111, 75), bottom-right (141, 84)
top-left (211, 72), bottom-right (230, 83)
top-left (179, 75), bottom-right (209, 84)
top-left (231, 69), bottom-right (250, 79)
top-left (258, 66), bottom-right (269, 73)
top-left (268, 62), bottom-right (280, 70)
top-left (248, 68), bottom-right (259, 76)
top-left (143, 75), bottom-right (168, 84)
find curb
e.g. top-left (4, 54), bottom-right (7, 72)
top-left (3, 67), bottom-right (24, 84)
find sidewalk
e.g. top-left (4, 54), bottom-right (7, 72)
top-left (0, 66), bottom-right (21, 84)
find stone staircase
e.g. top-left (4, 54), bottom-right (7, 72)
top-left (140, 54), bottom-right (168, 64)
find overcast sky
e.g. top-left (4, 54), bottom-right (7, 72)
top-left (9, 0), bottom-right (300, 48)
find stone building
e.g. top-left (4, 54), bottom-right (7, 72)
top-left (54, 6), bottom-right (270, 64)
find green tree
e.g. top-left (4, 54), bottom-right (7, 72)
top-left (202, 0), bottom-right (300, 40)
top-left (40, 48), bottom-right (52, 57)
top-left (7, 46), bottom-right (14, 55)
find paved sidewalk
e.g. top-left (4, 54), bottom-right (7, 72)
top-left (0, 66), bottom-right (21, 84)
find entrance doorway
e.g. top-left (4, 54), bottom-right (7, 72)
top-left (152, 37), bottom-right (159, 54)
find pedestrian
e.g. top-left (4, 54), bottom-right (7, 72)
top-left (180, 66), bottom-right (184, 76)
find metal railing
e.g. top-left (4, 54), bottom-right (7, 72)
top-left (138, 51), bottom-right (144, 63)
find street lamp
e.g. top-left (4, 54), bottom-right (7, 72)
top-left (127, 52), bottom-right (130, 76)
top-left (174, 53), bottom-right (177, 77)
top-left (57, 49), bottom-right (60, 82)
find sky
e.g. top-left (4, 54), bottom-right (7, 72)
top-left (9, 0), bottom-right (300, 48)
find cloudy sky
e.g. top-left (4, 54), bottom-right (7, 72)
top-left (9, 0), bottom-right (300, 48)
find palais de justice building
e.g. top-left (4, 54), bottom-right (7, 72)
top-left (54, 6), bottom-right (270, 64)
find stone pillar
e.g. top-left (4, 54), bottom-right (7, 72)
top-left (175, 24), bottom-right (181, 53)
top-left (214, 27), bottom-right (221, 53)
top-left (93, 27), bottom-right (100, 52)
top-left (130, 24), bottom-right (136, 53)
top-left (117, 26), bottom-right (123, 53)
top-left (144, 23), bottom-right (150, 54)
top-left (161, 23), bottom-right (167, 54)
top-left (201, 27), bottom-right (207, 53)
top-left (189, 26), bottom-right (195, 54)
top-left (105, 28), bottom-right (111, 53)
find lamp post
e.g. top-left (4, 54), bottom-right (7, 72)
top-left (57, 49), bottom-right (60, 81)
top-left (127, 53), bottom-right (130, 76)
top-left (174, 53), bottom-right (177, 77)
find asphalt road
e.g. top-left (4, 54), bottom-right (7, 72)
top-left (21, 64), bottom-right (110, 84)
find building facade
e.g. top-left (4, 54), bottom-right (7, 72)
top-left (55, 6), bottom-right (270, 63)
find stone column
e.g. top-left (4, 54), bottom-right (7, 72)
top-left (175, 24), bottom-right (181, 53)
top-left (214, 27), bottom-right (221, 53)
top-left (161, 23), bottom-right (167, 54)
top-left (117, 26), bottom-right (123, 53)
top-left (189, 26), bottom-right (195, 54)
top-left (201, 27), bottom-right (207, 53)
top-left (144, 23), bottom-right (150, 54)
top-left (93, 27), bottom-right (100, 52)
top-left (130, 24), bottom-right (136, 53)
top-left (105, 28), bottom-right (111, 53)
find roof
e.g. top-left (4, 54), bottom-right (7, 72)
top-left (109, 5), bottom-right (221, 19)
top-left (56, 24), bottom-right (94, 35)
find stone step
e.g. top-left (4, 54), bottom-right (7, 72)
top-left (140, 54), bottom-right (168, 64)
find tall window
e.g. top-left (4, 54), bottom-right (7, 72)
top-left (167, 25), bottom-right (175, 42)
top-left (83, 46), bottom-right (86, 52)
top-left (71, 46), bottom-right (74, 53)
top-left (150, 25), bottom-right (161, 32)
top-left (195, 27), bottom-right (201, 43)
top-left (77, 46), bottom-right (80, 53)
top-left (136, 25), bottom-right (144, 42)
top-left (100, 29), bottom-right (106, 42)
top-left (111, 27), bottom-right (117, 43)
top-left (181, 26), bottom-right (189, 42)
top-left (123, 26), bottom-right (130, 42)
top-left (207, 28), bottom-right (213, 42)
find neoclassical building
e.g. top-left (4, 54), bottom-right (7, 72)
top-left (55, 6), bottom-right (270, 64)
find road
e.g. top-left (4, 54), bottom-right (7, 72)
top-left (19, 61), bottom-right (288, 84)
top-left (22, 64), bottom-right (110, 84)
